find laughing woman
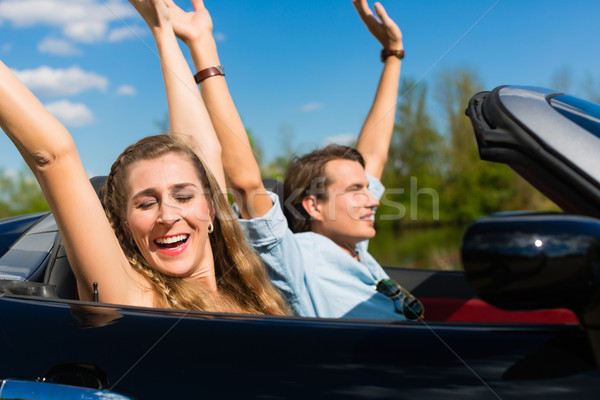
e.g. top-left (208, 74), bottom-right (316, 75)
top-left (0, 0), bottom-right (289, 315)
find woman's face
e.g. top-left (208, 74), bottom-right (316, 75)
top-left (123, 152), bottom-right (214, 278)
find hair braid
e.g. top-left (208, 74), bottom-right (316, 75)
top-left (101, 134), bottom-right (290, 315)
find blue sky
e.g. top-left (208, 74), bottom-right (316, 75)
top-left (0, 0), bottom-right (599, 177)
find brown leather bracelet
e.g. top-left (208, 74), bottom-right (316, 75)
top-left (194, 65), bottom-right (225, 84)
top-left (380, 49), bottom-right (404, 62)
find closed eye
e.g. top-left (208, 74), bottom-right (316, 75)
top-left (175, 195), bottom-right (194, 203)
top-left (137, 200), bottom-right (157, 210)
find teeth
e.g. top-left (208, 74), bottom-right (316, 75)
top-left (155, 234), bottom-right (188, 244)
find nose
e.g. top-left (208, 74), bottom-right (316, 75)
top-left (366, 189), bottom-right (379, 209)
top-left (157, 201), bottom-right (182, 225)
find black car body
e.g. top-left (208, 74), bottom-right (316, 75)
top-left (1, 85), bottom-right (600, 399)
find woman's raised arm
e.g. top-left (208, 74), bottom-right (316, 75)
top-left (0, 61), bottom-right (137, 304)
top-left (166, 0), bottom-right (272, 219)
top-left (129, 0), bottom-right (226, 192)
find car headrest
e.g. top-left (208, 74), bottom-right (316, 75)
top-left (89, 175), bottom-right (108, 207)
top-left (262, 178), bottom-right (285, 211)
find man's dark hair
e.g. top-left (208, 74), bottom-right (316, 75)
top-left (283, 144), bottom-right (365, 233)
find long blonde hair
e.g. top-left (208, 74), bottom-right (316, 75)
top-left (103, 134), bottom-right (289, 315)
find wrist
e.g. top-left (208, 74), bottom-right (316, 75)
top-left (185, 33), bottom-right (216, 51)
top-left (380, 48), bottom-right (404, 62)
top-left (149, 20), bottom-right (174, 36)
top-left (188, 37), bottom-right (221, 70)
top-left (194, 65), bottom-right (224, 84)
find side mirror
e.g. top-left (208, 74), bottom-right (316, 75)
top-left (461, 212), bottom-right (600, 373)
top-left (461, 212), bottom-right (600, 314)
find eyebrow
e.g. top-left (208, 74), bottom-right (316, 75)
top-left (346, 181), bottom-right (367, 190)
top-left (171, 183), bottom-right (199, 192)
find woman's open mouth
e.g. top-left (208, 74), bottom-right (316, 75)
top-left (153, 234), bottom-right (190, 255)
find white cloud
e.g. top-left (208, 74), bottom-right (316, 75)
top-left (45, 99), bottom-right (94, 127)
top-left (0, 0), bottom-right (136, 43)
top-left (13, 65), bottom-right (108, 97)
top-left (323, 133), bottom-right (356, 146)
top-left (38, 37), bottom-right (81, 56)
top-left (300, 102), bottom-right (323, 112)
top-left (214, 32), bottom-right (226, 42)
top-left (116, 84), bottom-right (136, 96)
top-left (63, 20), bottom-right (106, 43)
top-left (107, 25), bottom-right (144, 42)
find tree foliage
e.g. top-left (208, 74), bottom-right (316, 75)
top-left (379, 67), bottom-right (558, 227)
top-left (0, 165), bottom-right (49, 218)
top-left (379, 78), bottom-right (445, 226)
top-left (260, 124), bottom-right (295, 180)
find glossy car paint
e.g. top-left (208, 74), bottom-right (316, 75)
top-left (0, 295), bottom-right (598, 399)
top-left (0, 211), bottom-right (598, 398)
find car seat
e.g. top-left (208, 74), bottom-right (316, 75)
top-left (42, 177), bottom-right (282, 300)
top-left (43, 176), bottom-right (108, 299)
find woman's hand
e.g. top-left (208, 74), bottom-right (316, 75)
top-left (353, 0), bottom-right (402, 50)
top-left (163, 0), bottom-right (213, 45)
top-left (128, 0), bottom-right (171, 31)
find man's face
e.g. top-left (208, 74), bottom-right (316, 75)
top-left (312, 159), bottom-right (379, 249)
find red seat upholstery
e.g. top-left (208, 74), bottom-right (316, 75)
top-left (420, 297), bottom-right (579, 324)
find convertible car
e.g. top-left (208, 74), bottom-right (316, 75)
top-left (1, 85), bottom-right (600, 399)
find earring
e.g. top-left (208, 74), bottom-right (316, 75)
top-left (207, 222), bottom-right (214, 233)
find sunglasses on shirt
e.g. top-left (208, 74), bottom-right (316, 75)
top-left (375, 278), bottom-right (424, 320)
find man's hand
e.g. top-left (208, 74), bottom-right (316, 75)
top-left (353, 0), bottom-right (402, 50)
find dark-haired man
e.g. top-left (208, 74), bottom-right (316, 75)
top-left (170, 0), bottom-right (420, 319)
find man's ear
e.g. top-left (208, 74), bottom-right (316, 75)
top-left (301, 195), bottom-right (324, 222)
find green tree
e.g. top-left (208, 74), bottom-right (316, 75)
top-left (247, 127), bottom-right (264, 168)
top-left (436, 67), bottom-right (513, 222)
top-left (580, 74), bottom-right (600, 103)
top-left (380, 78), bottom-right (444, 227)
top-left (260, 124), bottom-right (295, 180)
top-left (436, 67), bottom-right (556, 222)
top-left (550, 66), bottom-right (573, 93)
top-left (0, 165), bottom-right (49, 218)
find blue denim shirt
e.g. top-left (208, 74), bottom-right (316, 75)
top-left (237, 176), bottom-right (405, 320)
